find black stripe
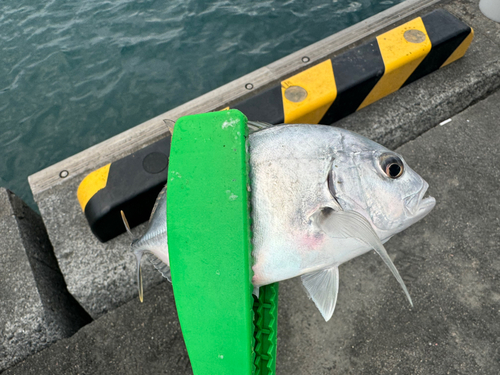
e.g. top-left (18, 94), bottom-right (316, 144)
top-left (233, 85), bottom-right (284, 124)
top-left (320, 41), bottom-right (385, 125)
top-left (85, 136), bottom-right (171, 242)
top-left (404, 9), bottom-right (471, 87)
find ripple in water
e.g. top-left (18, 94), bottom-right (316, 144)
top-left (0, 0), bottom-right (405, 210)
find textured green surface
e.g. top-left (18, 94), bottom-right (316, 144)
top-left (253, 283), bottom-right (279, 375)
top-left (167, 110), bottom-right (254, 375)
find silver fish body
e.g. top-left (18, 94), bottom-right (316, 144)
top-left (126, 124), bottom-right (435, 320)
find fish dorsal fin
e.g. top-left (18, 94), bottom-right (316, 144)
top-left (301, 266), bottom-right (339, 322)
top-left (314, 209), bottom-right (413, 307)
top-left (247, 120), bottom-right (273, 133)
top-left (163, 119), bottom-right (175, 134)
top-left (149, 184), bottom-right (167, 223)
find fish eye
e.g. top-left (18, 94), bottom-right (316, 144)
top-left (379, 154), bottom-right (404, 179)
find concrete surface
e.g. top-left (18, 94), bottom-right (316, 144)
top-left (6, 52), bottom-right (500, 375)
top-left (30, 0), bottom-right (500, 321)
top-left (33, 174), bottom-right (165, 319)
top-left (0, 189), bottom-right (91, 372)
top-left (2, 283), bottom-right (190, 375)
top-left (336, 0), bottom-right (500, 150)
top-left (4, 0), bottom-right (499, 373)
top-left (274, 87), bottom-right (500, 375)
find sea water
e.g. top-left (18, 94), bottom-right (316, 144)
top-left (0, 0), bottom-right (404, 210)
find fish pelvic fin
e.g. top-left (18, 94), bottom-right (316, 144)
top-left (121, 210), bottom-right (138, 240)
top-left (301, 266), bottom-right (339, 322)
top-left (314, 208), bottom-right (413, 308)
top-left (134, 250), bottom-right (145, 303)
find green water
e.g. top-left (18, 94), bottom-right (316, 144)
top-left (0, 0), bottom-right (404, 210)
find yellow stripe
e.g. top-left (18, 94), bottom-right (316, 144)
top-left (358, 17), bottom-right (432, 110)
top-left (441, 28), bottom-right (474, 68)
top-left (77, 164), bottom-right (111, 211)
top-left (282, 59), bottom-right (337, 124)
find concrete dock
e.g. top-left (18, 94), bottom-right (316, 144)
top-left (2, 0), bottom-right (500, 373)
top-left (5, 81), bottom-right (500, 375)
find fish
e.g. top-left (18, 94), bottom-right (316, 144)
top-left (121, 122), bottom-right (435, 320)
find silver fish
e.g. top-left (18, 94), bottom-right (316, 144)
top-left (122, 123), bottom-right (435, 320)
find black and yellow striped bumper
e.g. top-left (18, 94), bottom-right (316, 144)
top-left (234, 9), bottom-right (473, 124)
top-left (78, 9), bottom-right (472, 242)
top-left (77, 136), bottom-right (171, 242)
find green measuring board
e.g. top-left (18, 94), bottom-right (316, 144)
top-left (167, 110), bottom-right (255, 374)
top-left (254, 283), bottom-right (279, 375)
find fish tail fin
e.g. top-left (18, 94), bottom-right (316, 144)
top-left (121, 210), bottom-right (138, 240)
top-left (122, 209), bottom-right (144, 300)
top-left (134, 250), bottom-right (145, 303)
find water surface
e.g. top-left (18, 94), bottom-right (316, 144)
top-left (0, 0), bottom-right (404, 209)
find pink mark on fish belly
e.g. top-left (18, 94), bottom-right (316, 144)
top-left (297, 232), bottom-right (325, 250)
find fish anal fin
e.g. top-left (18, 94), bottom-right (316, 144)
top-left (148, 253), bottom-right (172, 283)
top-left (301, 266), bottom-right (339, 322)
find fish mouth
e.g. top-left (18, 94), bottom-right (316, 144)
top-left (417, 195), bottom-right (436, 217)
top-left (404, 182), bottom-right (436, 219)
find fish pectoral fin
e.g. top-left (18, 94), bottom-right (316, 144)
top-left (301, 266), bottom-right (339, 322)
top-left (314, 208), bottom-right (413, 308)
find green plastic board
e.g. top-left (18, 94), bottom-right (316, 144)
top-left (167, 110), bottom-right (255, 375)
top-left (254, 283), bottom-right (279, 375)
